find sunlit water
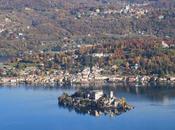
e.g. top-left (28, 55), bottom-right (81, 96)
top-left (0, 85), bottom-right (175, 130)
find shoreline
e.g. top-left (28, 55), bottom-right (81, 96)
top-left (1, 75), bottom-right (175, 87)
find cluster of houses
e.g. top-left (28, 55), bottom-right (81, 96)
top-left (72, 2), bottom-right (152, 19)
top-left (120, 4), bottom-right (150, 17)
top-left (1, 64), bottom-right (175, 86)
top-left (0, 15), bottom-right (29, 41)
top-left (73, 66), bottom-right (107, 84)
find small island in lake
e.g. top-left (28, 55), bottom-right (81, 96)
top-left (58, 90), bottom-right (133, 117)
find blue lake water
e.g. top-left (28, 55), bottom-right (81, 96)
top-left (0, 85), bottom-right (175, 130)
top-left (0, 56), bottom-right (12, 63)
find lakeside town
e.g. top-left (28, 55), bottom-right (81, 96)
top-left (1, 64), bottom-right (175, 86)
top-left (0, 0), bottom-right (174, 88)
top-left (0, 1), bottom-right (175, 130)
top-left (0, 36), bottom-right (175, 87)
top-left (0, 37), bottom-right (175, 87)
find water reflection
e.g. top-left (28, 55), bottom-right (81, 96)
top-left (117, 86), bottom-right (175, 102)
top-left (0, 85), bottom-right (175, 130)
top-left (1, 84), bottom-right (175, 103)
top-left (56, 85), bottom-right (175, 117)
top-left (58, 103), bottom-right (107, 117)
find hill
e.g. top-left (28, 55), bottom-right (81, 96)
top-left (0, 0), bottom-right (174, 55)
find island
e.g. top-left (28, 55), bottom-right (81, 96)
top-left (58, 90), bottom-right (133, 117)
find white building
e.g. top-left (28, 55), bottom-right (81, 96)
top-left (90, 90), bottom-right (104, 100)
top-left (162, 41), bottom-right (169, 48)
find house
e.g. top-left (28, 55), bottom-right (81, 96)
top-left (107, 75), bottom-right (122, 82)
top-left (96, 8), bottom-right (100, 13)
top-left (92, 53), bottom-right (112, 58)
top-left (170, 77), bottom-right (175, 82)
top-left (87, 90), bottom-right (104, 100)
top-left (127, 76), bottom-right (137, 83)
top-left (141, 76), bottom-right (150, 84)
top-left (162, 41), bottom-right (169, 48)
top-left (158, 15), bottom-right (164, 20)
top-left (10, 78), bottom-right (17, 83)
top-left (134, 64), bottom-right (139, 70)
top-left (18, 33), bottom-right (24, 36)
top-left (1, 77), bottom-right (17, 83)
top-left (92, 90), bottom-right (103, 100)
top-left (81, 67), bottom-right (91, 82)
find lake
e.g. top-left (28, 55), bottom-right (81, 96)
top-left (0, 56), bottom-right (12, 63)
top-left (0, 85), bottom-right (175, 130)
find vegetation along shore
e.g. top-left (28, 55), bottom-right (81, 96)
top-left (0, 37), bottom-right (175, 87)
